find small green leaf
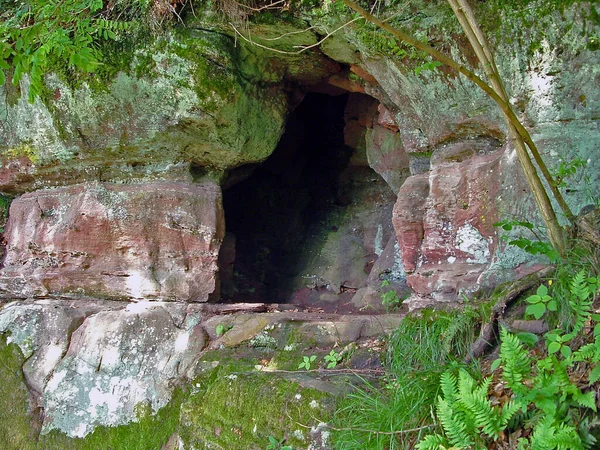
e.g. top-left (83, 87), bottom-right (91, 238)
top-left (575, 391), bottom-right (597, 411)
top-left (548, 341), bottom-right (561, 354)
top-left (594, 324), bottom-right (600, 337)
top-left (560, 345), bottom-right (572, 358)
top-left (526, 302), bottom-right (546, 320)
top-left (537, 285), bottom-right (548, 297)
top-left (526, 295), bottom-right (542, 304)
top-left (516, 332), bottom-right (539, 346)
top-left (309, 355), bottom-right (316, 362)
top-left (546, 300), bottom-right (557, 311)
top-left (490, 358), bottom-right (501, 371)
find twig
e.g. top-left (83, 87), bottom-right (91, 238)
top-left (238, 0), bottom-right (287, 12)
top-left (286, 411), bottom-right (434, 435)
top-left (229, 16), bottom-right (363, 55)
top-left (259, 26), bottom-right (317, 42)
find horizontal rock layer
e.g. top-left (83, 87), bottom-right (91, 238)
top-left (0, 181), bottom-right (224, 301)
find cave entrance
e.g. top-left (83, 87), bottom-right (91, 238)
top-left (221, 92), bottom-right (401, 312)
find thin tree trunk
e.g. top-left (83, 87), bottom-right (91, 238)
top-left (343, 0), bottom-right (567, 254)
top-left (447, 0), bottom-right (567, 252)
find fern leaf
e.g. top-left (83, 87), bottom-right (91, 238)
top-left (499, 400), bottom-right (522, 429)
top-left (437, 398), bottom-right (472, 448)
top-left (530, 415), bottom-right (556, 450)
top-left (457, 369), bottom-right (476, 400)
top-left (590, 364), bottom-right (600, 383)
top-left (574, 390), bottom-right (597, 411)
top-left (500, 328), bottom-right (532, 394)
top-left (416, 433), bottom-right (449, 450)
top-left (440, 370), bottom-right (459, 406)
top-left (549, 422), bottom-right (584, 450)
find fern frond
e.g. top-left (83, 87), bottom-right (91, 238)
top-left (440, 370), bottom-right (459, 406)
top-left (437, 398), bottom-right (472, 448)
top-left (500, 328), bottom-right (532, 394)
top-left (571, 270), bottom-right (590, 302)
top-left (549, 422), bottom-right (584, 450)
top-left (457, 369), bottom-right (476, 399)
top-left (462, 389), bottom-right (501, 438)
top-left (416, 433), bottom-right (450, 450)
top-left (569, 270), bottom-right (593, 336)
top-left (530, 415), bottom-right (556, 450)
top-left (499, 400), bottom-right (522, 428)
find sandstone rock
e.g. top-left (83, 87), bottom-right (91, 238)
top-left (0, 181), bottom-right (224, 301)
top-left (392, 173), bottom-right (430, 274)
top-left (0, 300), bottom-right (207, 438)
top-left (377, 104), bottom-right (399, 132)
top-left (366, 123), bottom-right (410, 193)
top-left (393, 141), bottom-right (504, 303)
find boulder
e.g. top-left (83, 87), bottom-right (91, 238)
top-left (0, 181), bottom-right (224, 301)
top-left (0, 300), bottom-right (207, 438)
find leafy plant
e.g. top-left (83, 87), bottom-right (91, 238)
top-left (266, 435), bottom-right (292, 450)
top-left (324, 350), bottom-right (342, 369)
top-left (526, 284), bottom-right (557, 320)
top-left (552, 157), bottom-right (587, 189)
top-left (416, 368), bottom-right (520, 449)
top-left (298, 355), bottom-right (316, 370)
top-left (380, 280), bottom-right (403, 309)
top-left (494, 219), bottom-right (560, 263)
top-left (216, 324), bottom-right (233, 337)
top-left (418, 271), bottom-right (600, 449)
top-left (0, 0), bottom-right (184, 102)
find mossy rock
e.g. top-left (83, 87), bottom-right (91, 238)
top-left (180, 368), bottom-right (335, 450)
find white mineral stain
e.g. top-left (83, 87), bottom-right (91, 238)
top-left (174, 332), bottom-right (189, 353)
top-left (456, 224), bottom-right (490, 264)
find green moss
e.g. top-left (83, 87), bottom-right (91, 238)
top-left (1, 143), bottom-right (40, 164)
top-left (0, 334), bottom-right (35, 450)
top-left (180, 367), bottom-right (334, 450)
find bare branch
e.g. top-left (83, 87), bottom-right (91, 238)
top-left (230, 15), bottom-right (363, 54)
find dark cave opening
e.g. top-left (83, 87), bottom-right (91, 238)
top-left (221, 92), bottom-right (399, 308)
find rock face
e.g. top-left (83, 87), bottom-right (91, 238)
top-left (394, 135), bottom-right (504, 304)
top-left (0, 181), bottom-right (224, 301)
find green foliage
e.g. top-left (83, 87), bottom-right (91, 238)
top-left (418, 271), bottom-right (600, 449)
top-left (552, 157), bottom-right (587, 189)
top-left (333, 307), bottom-right (483, 449)
top-left (526, 284), bottom-right (557, 320)
top-left (266, 435), bottom-right (292, 450)
top-left (0, 0), bottom-right (179, 102)
top-left (298, 355), bottom-right (316, 370)
top-left (416, 369), bottom-right (520, 449)
top-left (380, 280), bottom-right (403, 310)
top-left (494, 219), bottom-right (560, 263)
top-left (216, 323), bottom-right (233, 337)
top-left (324, 350), bottom-right (341, 369)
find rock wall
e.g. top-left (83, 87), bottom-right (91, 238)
top-left (0, 0), bottom-right (598, 442)
top-left (0, 182), bottom-right (224, 301)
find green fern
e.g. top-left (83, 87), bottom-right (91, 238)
top-left (436, 397), bottom-right (473, 448)
top-left (528, 416), bottom-right (584, 450)
top-left (415, 434), bottom-right (450, 450)
top-left (499, 327), bottom-right (532, 395)
top-left (568, 271), bottom-right (594, 337)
